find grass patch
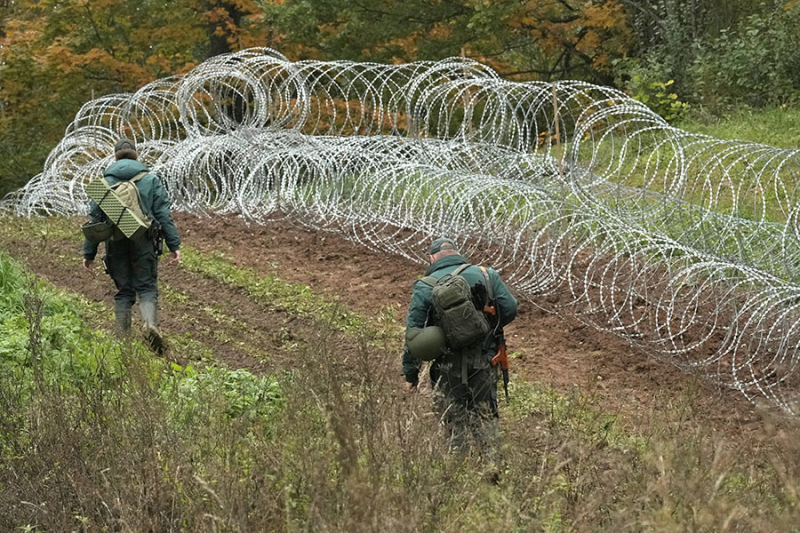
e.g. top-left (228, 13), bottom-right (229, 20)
top-left (0, 250), bottom-right (285, 531)
top-left (506, 380), bottom-right (645, 453)
top-left (677, 106), bottom-right (800, 149)
top-left (2, 226), bottom-right (800, 530)
top-left (180, 245), bottom-right (402, 343)
top-left (0, 214), bottom-right (402, 343)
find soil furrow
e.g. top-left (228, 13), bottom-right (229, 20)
top-left (0, 213), bottom-right (773, 437)
top-left (0, 231), bottom-right (328, 375)
top-left (175, 213), bottom-right (767, 432)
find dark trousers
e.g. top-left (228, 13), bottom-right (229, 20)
top-left (432, 354), bottom-right (500, 457)
top-left (105, 238), bottom-right (159, 309)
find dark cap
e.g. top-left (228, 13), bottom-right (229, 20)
top-left (428, 237), bottom-right (458, 254)
top-left (114, 138), bottom-right (138, 160)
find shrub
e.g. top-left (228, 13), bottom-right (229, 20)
top-left (688, 3), bottom-right (800, 111)
top-left (615, 57), bottom-right (690, 122)
top-left (630, 76), bottom-right (690, 123)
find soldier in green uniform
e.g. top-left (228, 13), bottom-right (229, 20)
top-left (82, 139), bottom-right (182, 353)
top-left (403, 237), bottom-right (518, 457)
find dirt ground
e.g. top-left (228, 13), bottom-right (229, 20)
top-left (0, 212), bottom-right (776, 439)
top-left (175, 214), bottom-right (770, 434)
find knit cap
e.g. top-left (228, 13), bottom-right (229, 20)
top-left (114, 138), bottom-right (138, 160)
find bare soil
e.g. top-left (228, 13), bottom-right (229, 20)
top-left (0, 213), bottom-right (775, 439)
top-left (176, 213), bottom-right (770, 435)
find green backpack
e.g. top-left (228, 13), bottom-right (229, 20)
top-left (420, 264), bottom-right (491, 350)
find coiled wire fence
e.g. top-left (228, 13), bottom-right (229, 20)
top-left (4, 48), bottom-right (800, 412)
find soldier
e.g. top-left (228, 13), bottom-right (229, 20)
top-left (403, 237), bottom-right (518, 458)
top-left (82, 139), bottom-right (181, 353)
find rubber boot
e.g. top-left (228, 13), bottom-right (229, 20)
top-left (139, 300), bottom-right (165, 355)
top-left (114, 303), bottom-right (132, 338)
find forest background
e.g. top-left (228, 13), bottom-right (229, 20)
top-left (1, 0), bottom-right (799, 198)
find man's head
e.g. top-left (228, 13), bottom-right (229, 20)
top-left (428, 237), bottom-right (459, 263)
top-left (114, 138), bottom-right (138, 161)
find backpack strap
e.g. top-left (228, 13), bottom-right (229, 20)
top-left (105, 171), bottom-right (148, 189)
top-left (452, 264), bottom-right (471, 277)
top-left (129, 171), bottom-right (149, 217)
top-left (419, 263), bottom-right (472, 288)
top-left (419, 276), bottom-right (438, 287)
top-left (130, 171), bottom-right (148, 183)
top-left (479, 265), bottom-right (502, 334)
top-left (479, 266), bottom-right (494, 302)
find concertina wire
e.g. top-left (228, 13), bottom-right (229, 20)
top-left (4, 48), bottom-right (800, 413)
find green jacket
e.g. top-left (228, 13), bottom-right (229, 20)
top-left (403, 254), bottom-right (518, 385)
top-left (83, 159), bottom-right (181, 260)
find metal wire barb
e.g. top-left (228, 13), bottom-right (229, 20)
top-left (4, 48), bottom-right (800, 412)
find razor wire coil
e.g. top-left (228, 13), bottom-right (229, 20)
top-left (4, 47), bottom-right (800, 412)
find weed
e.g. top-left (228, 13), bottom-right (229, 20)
top-left (2, 248), bottom-right (800, 530)
top-left (3, 219), bottom-right (800, 530)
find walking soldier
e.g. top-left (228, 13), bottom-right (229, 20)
top-left (81, 139), bottom-right (181, 353)
top-left (403, 237), bottom-right (518, 460)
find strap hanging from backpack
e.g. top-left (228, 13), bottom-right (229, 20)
top-left (479, 266), bottom-right (499, 332)
top-left (480, 266), bottom-right (510, 399)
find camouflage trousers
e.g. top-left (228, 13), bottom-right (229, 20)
top-left (432, 355), bottom-right (500, 461)
top-left (105, 237), bottom-right (159, 309)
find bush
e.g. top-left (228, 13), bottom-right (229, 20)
top-left (688, 3), bottom-right (800, 111)
top-left (2, 250), bottom-right (800, 531)
top-left (615, 57), bottom-right (690, 122)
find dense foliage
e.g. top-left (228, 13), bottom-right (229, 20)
top-left (2, 0), bottom-right (799, 196)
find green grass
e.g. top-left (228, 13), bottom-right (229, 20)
top-left (4, 221), bottom-right (800, 530)
top-left (506, 381), bottom-right (645, 453)
top-left (0, 250), bottom-right (287, 529)
top-left (0, 248), bottom-right (280, 402)
top-left (3, 107), bottom-right (800, 529)
top-left (677, 106), bottom-right (800, 149)
top-left (0, 214), bottom-right (402, 343)
top-left (180, 245), bottom-right (402, 343)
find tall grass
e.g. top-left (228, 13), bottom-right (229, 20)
top-left (2, 250), bottom-right (800, 531)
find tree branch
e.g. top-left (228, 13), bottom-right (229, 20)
top-left (499, 47), bottom-right (571, 79)
top-left (350, 0), bottom-right (403, 19)
top-left (619, 0), bottom-right (665, 28)
top-left (555, 0), bottom-right (576, 12)
top-left (499, 66), bottom-right (574, 78)
top-left (350, 0), bottom-right (466, 25)
top-left (81, 0), bottom-right (116, 58)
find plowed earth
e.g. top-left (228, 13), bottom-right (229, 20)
top-left (0, 213), bottom-right (774, 440)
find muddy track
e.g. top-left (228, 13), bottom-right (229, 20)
top-left (0, 228), bottom-right (351, 377)
top-left (0, 214), bottom-right (773, 436)
top-left (174, 214), bottom-right (771, 432)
